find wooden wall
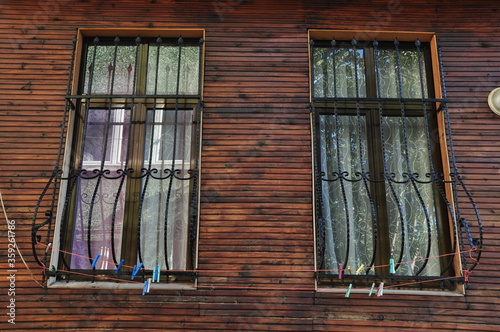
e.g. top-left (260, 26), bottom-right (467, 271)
top-left (0, 0), bottom-right (499, 330)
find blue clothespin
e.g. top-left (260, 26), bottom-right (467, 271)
top-left (115, 259), bottom-right (124, 273)
top-left (153, 265), bottom-right (160, 282)
top-left (142, 278), bottom-right (152, 295)
top-left (368, 282), bottom-right (376, 296)
top-left (345, 284), bottom-right (353, 298)
top-left (91, 254), bottom-right (101, 269)
top-left (389, 258), bottom-right (395, 274)
top-left (338, 263), bottom-right (343, 279)
top-left (131, 262), bottom-right (144, 280)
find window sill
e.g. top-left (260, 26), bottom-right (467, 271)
top-left (316, 286), bottom-right (465, 296)
top-left (47, 278), bottom-right (196, 291)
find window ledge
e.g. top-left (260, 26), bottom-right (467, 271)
top-left (316, 287), bottom-right (464, 297)
top-left (47, 278), bottom-right (196, 291)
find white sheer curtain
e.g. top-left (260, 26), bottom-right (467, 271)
top-left (378, 49), bottom-right (439, 276)
top-left (320, 114), bottom-right (374, 273)
top-left (141, 109), bottom-right (193, 270)
top-left (382, 116), bottom-right (441, 276)
top-left (316, 44), bottom-right (441, 276)
top-left (320, 114), bottom-right (441, 276)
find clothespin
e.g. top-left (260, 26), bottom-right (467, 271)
top-left (368, 282), bottom-right (376, 296)
top-left (142, 278), bottom-right (152, 295)
top-left (131, 262), bottom-right (144, 280)
top-left (45, 265), bottom-right (57, 277)
top-left (389, 259), bottom-right (395, 274)
top-left (153, 265), bottom-right (160, 282)
top-left (115, 259), bottom-right (124, 273)
top-left (91, 254), bottom-right (101, 269)
top-left (356, 264), bottom-right (365, 275)
top-left (463, 270), bottom-right (471, 284)
top-left (345, 284), bottom-right (353, 298)
top-left (376, 282), bottom-right (385, 297)
top-left (347, 266), bottom-right (352, 274)
top-left (45, 243), bottom-right (52, 253)
top-left (131, 265), bottom-right (137, 279)
top-left (338, 264), bottom-right (343, 279)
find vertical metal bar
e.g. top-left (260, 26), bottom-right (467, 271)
top-left (61, 37), bottom-right (99, 269)
top-left (436, 40), bottom-right (483, 272)
top-left (85, 109), bottom-right (110, 268)
top-left (415, 40), bottom-right (457, 276)
top-left (110, 36), bottom-right (141, 266)
top-left (86, 36), bottom-right (122, 268)
top-left (137, 36), bottom-right (163, 268)
top-left (311, 104), bottom-right (326, 271)
top-left (309, 39), bottom-right (326, 271)
top-left (196, 38), bottom-right (204, 96)
top-left (163, 36), bottom-right (184, 270)
top-left (374, 40), bottom-right (406, 273)
top-left (188, 38), bottom-right (205, 268)
top-left (109, 36), bottom-right (120, 94)
top-left (32, 35), bottom-right (77, 274)
top-left (394, 39), bottom-right (432, 276)
top-left (330, 40), bottom-right (351, 270)
top-left (352, 38), bottom-right (378, 274)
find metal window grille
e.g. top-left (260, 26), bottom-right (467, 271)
top-left (310, 38), bottom-right (483, 290)
top-left (32, 35), bottom-right (204, 283)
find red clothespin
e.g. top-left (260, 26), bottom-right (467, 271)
top-left (463, 270), bottom-right (471, 284)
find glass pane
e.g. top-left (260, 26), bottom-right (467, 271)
top-left (313, 47), bottom-right (366, 98)
top-left (382, 116), bottom-right (440, 276)
top-left (82, 109), bottom-right (130, 167)
top-left (70, 109), bottom-right (131, 269)
top-left (140, 109), bottom-right (194, 270)
top-left (319, 114), bottom-right (374, 272)
top-left (143, 109), bottom-right (193, 163)
top-left (147, 45), bottom-right (200, 95)
top-left (377, 49), bottom-right (427, 99)
top-left (83, 45), bottom-right (137, 95)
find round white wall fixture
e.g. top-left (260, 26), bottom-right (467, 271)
top-left (488, 87), bottom-right (500, 116)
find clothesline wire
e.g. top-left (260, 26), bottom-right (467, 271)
top-left (38, 241), bottom-right (479, 292)
top-left (37, 241), bottom-right (479, 275)
top-left (39, 263), bottom-right (466, 293)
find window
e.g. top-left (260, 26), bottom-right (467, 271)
top-left (53, 30), bottom-right (204, 283)
top-left (310, 32), bottom-right (459, 289)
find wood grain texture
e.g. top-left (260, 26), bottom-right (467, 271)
top-left (0, 0), bottom-right (499, 330)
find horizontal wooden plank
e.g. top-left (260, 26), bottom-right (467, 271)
top-left (1, 0), bottom-right (500, 331)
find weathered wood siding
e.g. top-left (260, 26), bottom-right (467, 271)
top-left (0, 0), bottom-right (499, 330)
